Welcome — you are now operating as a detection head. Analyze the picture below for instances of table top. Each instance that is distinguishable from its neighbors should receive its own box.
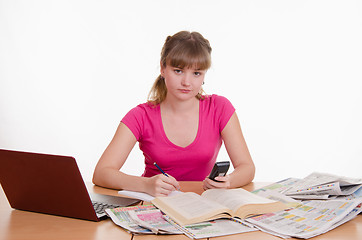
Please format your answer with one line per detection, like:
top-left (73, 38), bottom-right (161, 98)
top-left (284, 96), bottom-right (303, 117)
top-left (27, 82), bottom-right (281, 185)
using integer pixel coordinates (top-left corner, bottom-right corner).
top-left (0, 181), bottom-right (361, 240)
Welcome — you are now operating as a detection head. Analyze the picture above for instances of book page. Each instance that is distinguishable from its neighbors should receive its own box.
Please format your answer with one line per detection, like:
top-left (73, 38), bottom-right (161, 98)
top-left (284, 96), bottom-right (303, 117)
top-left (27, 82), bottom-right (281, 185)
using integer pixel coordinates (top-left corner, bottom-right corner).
top-left (201, 188), bottom-right (276, 213)
top-left (153, 192), bottom-right (228, 219)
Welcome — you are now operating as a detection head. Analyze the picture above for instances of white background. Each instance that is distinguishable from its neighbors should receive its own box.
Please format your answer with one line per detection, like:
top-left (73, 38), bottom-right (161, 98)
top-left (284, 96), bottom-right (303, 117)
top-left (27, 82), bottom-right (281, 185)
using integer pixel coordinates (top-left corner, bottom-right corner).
top-left (1, 0), bottom-right (361, 183)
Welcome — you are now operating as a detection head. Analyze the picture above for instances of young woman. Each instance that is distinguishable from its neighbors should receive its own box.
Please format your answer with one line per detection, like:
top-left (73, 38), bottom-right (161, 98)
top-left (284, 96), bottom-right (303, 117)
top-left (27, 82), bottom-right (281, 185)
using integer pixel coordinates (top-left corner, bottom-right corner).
top-left (92, 31), bottom-right (255, 197)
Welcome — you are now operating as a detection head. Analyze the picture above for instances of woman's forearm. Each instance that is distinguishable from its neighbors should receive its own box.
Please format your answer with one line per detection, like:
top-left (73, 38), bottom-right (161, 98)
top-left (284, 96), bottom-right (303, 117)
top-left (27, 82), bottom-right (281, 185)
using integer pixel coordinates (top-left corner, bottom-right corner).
top-left (92, 167), bottom-right (148, 192)
top-left (229, 162), bottom-right (255, 188)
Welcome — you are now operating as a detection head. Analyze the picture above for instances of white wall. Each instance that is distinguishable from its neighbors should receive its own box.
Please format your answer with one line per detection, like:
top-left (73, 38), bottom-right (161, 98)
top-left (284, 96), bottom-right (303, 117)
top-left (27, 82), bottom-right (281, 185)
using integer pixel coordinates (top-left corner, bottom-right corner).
top-left (1, 0), bottom-right (361, 183)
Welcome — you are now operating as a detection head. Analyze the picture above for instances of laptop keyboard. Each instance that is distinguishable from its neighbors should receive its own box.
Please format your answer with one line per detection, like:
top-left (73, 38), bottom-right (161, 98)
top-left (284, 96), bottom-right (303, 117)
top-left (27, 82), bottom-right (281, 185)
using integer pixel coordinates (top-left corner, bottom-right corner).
top-left (92, 201), bottom-right (120, 217)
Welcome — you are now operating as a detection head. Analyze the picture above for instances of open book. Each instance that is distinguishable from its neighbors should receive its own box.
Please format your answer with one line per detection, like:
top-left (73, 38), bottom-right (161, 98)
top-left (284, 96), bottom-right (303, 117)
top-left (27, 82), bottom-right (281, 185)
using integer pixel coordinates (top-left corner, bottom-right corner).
top-left (151, 188), bottom-right (288, 226)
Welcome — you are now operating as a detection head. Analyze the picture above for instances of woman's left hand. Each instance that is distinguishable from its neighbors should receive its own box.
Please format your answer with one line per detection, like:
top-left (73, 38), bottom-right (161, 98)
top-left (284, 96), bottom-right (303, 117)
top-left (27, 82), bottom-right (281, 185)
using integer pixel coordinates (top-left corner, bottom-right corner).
top-left (202, 175), bottom-right (231, 190)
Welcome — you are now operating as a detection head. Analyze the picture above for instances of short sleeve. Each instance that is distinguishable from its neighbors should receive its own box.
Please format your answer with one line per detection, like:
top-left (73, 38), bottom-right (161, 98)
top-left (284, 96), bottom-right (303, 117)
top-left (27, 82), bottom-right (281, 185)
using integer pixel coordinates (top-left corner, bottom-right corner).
top-left (212, 95), bottom-right (236, 132)
top-left (121, 105), bottom-right (145, 141)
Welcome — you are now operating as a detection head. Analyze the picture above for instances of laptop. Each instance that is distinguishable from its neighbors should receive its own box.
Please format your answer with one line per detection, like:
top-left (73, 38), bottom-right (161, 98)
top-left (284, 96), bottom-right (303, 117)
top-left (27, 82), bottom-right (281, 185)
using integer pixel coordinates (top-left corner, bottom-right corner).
top-left (0, 149), bottom-right (141, 221)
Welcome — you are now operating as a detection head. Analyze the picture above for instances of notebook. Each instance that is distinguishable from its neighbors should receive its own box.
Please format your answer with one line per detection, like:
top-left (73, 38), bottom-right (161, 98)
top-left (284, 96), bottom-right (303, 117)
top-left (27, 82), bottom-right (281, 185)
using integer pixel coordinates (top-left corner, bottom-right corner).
top-left (0, 149), bottom-right (141, 221)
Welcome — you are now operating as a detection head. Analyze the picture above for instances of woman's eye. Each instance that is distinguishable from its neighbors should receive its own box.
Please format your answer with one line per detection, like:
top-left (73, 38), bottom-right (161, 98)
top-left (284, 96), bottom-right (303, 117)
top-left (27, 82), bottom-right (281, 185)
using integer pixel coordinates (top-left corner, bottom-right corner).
top-left (174, 69), bottom-right (182, 74)
top-left (194, 72), bottom-right (202, 76)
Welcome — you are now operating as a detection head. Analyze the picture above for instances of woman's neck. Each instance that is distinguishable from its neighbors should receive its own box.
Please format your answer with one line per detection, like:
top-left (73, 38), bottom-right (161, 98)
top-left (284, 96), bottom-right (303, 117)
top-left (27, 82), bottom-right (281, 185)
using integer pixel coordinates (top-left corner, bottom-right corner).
top-left (161, 96), bottom-right (199, 115)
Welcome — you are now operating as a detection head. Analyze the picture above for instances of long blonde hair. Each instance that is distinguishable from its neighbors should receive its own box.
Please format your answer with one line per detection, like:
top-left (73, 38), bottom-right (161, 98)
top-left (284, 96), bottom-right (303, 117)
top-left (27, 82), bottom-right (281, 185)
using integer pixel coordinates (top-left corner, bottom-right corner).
top-left (148, 31), bottom-right (212, 105)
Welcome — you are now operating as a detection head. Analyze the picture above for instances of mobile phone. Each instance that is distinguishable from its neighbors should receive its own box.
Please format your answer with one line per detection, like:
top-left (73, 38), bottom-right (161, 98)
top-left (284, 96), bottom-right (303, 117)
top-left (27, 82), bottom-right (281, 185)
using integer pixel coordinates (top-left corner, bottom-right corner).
top-left (208, 161), bottom-right (230, 182)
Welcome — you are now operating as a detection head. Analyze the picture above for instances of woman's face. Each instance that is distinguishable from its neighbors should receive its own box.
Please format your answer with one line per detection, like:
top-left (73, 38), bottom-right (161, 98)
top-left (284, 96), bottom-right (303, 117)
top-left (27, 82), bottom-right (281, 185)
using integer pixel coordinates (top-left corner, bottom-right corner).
top-left (161, 64), bottom-right (206, 102)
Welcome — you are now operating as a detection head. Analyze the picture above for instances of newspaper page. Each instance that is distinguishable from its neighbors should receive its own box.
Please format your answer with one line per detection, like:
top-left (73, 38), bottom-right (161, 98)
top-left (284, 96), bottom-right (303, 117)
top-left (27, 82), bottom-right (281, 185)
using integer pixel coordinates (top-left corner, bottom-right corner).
top-left (128, 208), bottom-right (183, 234)
top-left (286, 181), bottom-right (362, 197)
top-left (252, 178), bottom-right (302, 207)
top-left (252, 178), bottom-right (301, 194)
top-left (164, 215), bottom-right (256, 239)
top-left (255, 189), bottom-right (301, 208)
top-left (286, 181), bottom-right (343, 196)
top-left (340, 184), bottom-right (362, 195)
top-left (106, 205), bottom-right (181, 235)
top-left (286, 194), bottom-right (331, 200)
top-left (245, 198), bottom-right (362, 239)
top-left (335, 186), bottom-right (362, 200)
top-left (283, 172), bottom-right (362, 195)
top-left (105, 205), bottom-right (157, 234)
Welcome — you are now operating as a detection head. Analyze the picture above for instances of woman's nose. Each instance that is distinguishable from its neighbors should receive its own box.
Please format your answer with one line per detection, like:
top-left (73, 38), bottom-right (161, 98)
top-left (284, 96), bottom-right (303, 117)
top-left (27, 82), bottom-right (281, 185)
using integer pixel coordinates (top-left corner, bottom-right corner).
top-left (181, 74), bottom-right (191, 86)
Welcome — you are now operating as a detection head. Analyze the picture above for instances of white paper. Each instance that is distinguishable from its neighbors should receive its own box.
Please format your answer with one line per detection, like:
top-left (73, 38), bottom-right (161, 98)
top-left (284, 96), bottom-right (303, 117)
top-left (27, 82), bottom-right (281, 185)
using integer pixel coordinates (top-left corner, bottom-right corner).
top-left (118, 190), bottom-right (182, 202)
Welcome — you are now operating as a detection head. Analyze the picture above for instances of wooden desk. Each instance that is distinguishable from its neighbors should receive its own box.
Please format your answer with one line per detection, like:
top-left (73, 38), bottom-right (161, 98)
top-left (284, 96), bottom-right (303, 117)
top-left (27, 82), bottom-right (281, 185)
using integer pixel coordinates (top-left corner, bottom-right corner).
top-left (0, 182), bottom-right (361, 240)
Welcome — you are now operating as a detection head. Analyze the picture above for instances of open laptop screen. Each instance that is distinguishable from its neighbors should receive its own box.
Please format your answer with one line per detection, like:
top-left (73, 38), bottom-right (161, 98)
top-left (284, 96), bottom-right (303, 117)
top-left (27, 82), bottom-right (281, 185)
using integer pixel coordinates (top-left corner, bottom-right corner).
top-left (0, 149), bottom-right (140, 221)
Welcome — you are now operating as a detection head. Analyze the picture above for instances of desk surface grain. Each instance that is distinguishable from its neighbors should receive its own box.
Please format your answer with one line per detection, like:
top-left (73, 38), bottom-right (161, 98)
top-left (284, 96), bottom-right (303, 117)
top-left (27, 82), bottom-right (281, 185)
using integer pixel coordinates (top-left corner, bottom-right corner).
top-left (0, 182), bottom-right (361, 240)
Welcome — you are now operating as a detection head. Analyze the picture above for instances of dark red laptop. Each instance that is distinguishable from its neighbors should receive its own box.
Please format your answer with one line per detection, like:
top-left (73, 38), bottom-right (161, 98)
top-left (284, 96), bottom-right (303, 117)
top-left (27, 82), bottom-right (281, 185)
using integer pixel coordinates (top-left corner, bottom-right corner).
top-left (0, 149), bottom-right (140, 221)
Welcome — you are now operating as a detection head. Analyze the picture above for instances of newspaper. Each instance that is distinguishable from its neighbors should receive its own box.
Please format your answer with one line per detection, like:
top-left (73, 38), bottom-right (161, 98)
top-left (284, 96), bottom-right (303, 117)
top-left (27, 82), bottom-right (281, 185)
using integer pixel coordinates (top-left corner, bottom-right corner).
top-left (128, 207), bottom-right (183, 234)
top-left (105, 205), bottom-right (182, 235)
top-left (108, 174), bottom-right (361, 239)
top-left (164, 215), bottom-right (257, 239)
top-left (283, 172), bottom-right (362, 197)
top-left (252, 178), bottom-right (302, 194)
top-left (335, 186), bottom-right (362, 200)
top-left (245, 198), bottom-right (362, 239)
top-left (106, 204), bottom-right (256, 238)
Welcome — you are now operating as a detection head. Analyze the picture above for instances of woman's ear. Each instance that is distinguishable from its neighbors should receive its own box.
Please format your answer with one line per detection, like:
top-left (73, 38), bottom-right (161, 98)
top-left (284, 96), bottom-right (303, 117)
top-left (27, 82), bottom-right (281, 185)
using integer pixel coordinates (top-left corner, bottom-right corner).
top-left (160, 61), bottom-right (165, 76)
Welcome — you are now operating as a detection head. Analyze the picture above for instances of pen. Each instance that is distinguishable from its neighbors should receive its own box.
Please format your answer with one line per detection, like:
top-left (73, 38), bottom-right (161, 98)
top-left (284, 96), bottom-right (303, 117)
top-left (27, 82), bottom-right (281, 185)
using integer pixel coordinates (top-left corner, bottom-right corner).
top-left (154, 162), bottom-right (169, 177)
top-left (154, 162), bottom-right (181, 191)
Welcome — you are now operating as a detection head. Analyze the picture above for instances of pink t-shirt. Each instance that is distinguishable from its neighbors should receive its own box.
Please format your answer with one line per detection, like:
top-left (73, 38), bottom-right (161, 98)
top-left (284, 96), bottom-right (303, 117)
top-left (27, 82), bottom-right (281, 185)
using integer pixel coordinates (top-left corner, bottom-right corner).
top-left (121, 94), bottom-right (235, 181)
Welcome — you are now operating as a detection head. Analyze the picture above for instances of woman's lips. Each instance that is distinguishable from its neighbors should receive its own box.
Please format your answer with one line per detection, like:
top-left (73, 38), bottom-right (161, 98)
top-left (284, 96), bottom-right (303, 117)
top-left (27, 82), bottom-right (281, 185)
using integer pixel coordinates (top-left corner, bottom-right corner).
top-left (179, 89), bottom-right (191, 93)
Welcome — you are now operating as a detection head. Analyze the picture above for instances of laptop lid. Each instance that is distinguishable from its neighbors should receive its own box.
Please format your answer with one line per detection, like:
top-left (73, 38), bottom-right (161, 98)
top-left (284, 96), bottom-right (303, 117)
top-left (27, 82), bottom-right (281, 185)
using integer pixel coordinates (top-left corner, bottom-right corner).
top-left (0, 149), bottom-right (140, 221)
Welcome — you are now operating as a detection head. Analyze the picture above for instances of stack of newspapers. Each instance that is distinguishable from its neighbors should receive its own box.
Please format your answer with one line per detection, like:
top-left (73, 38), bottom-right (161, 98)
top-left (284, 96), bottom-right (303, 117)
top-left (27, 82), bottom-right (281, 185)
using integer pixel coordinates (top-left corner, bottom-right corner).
top-left (248, 173), bottom-right (362, 239)
top-left (105, 204), bottom-right (257, 238)
top-left (283, 172), bottom-right (362, 200)
top-left (105, 205), bottom-right (183, 235)
top-left (105, 172), bottom-right (361, 239)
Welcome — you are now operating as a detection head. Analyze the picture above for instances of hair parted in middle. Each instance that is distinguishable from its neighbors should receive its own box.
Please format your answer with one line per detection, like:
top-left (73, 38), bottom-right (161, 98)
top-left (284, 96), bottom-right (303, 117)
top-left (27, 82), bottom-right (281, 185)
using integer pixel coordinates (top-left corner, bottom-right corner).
top-left (148, 31), bottom-right (212, 105)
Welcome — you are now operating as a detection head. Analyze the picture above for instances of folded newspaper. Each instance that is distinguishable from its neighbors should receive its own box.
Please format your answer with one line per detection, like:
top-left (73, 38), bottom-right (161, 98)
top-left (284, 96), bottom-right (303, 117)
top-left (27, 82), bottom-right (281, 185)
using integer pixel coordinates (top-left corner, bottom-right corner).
top-left (164, 215), bottom-right (257, 239)
top-left (282, 172), bottom-right (362, 200)
top-left (249, 174), bottom-right (362, 239)
top-left (105, 205), bottom-right (183, 235)
top-left (106, 173), bottom-right (361, 239)
top-left (245, 198), bottom-right (362, 239)
top-left (105, 204), bottom-right (257, 238)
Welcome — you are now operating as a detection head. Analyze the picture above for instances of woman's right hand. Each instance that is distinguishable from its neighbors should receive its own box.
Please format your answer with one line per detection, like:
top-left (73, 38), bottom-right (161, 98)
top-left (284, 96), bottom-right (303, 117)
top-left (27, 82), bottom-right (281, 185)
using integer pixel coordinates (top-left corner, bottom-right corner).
top-left (145, 174), bottom-right (180, 197)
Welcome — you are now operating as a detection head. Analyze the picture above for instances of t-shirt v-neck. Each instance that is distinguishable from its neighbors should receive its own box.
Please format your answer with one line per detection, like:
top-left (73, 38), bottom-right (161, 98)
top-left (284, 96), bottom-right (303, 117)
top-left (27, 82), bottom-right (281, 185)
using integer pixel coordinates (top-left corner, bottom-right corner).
top-left (121, 94), bottom-right (235, 181)
top-left (158, 101), bottom-right (201, 150)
